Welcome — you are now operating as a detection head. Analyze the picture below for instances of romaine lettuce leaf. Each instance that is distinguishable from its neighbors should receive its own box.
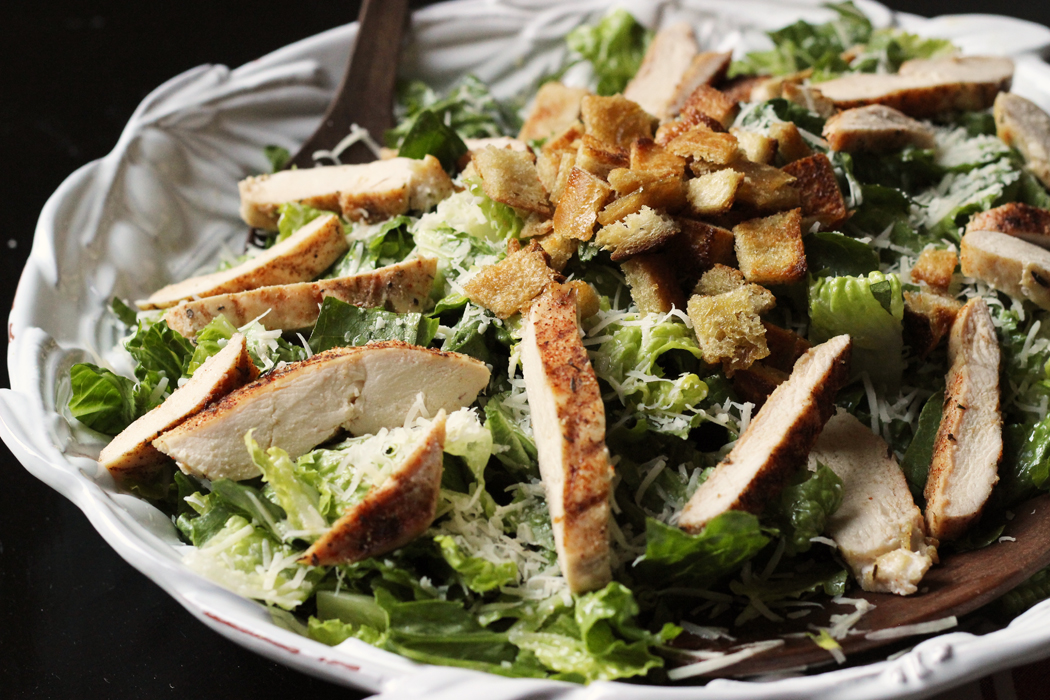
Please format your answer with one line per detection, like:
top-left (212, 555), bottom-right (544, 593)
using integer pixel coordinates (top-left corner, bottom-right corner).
top-left (398, 109), bottom-right (468, 173)
top-left (435, 535), bottom-right (518, 593)
top-left (899, 390), bottom-right (943, 502)
top-left (565, 8), bottom-right (651, 96)
top-left (768, 462), bottom-right (843, 555)
top-left (809, 271), bottom-right (904, 389)
top-left (67, 363), bottom-right (143, 436)
top-left (804, 231), bottom-right (880, 278)
top-left (388, 75), bottom-right (519, 148)
top-left (637, 512), bottom-right (770, 589)
top-left (308, 298), bottom-right (437, 353)
top-left (246, 432), bottom-right (328, 540)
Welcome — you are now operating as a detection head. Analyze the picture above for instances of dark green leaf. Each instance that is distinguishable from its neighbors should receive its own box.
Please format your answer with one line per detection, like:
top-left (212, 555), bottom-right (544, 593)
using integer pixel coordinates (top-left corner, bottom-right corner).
top-left (900, 390), bottom-right (943, 502)
top-left (124, 318), bottom-right (194, 385)
top-left (210, 478), bottom-right (287, 540)
top-left (804, 231), bottom-right (880, 277)
top-left (435, 535), bottom-right (517, 593)
top-left (769, 463), bottom-right (843, 555)
top-left (264, 145), bottom-right (291, 172)
top-left (398, 109), bottom-right (468, 173)
top-left (308, 298), bottom-right (433, 353)
top-left (638, 512), bottom-right (770, 588)
top-left (111, 297), bottom-right (138, 326)
top-left (67, 363), bottom-right (138, 436)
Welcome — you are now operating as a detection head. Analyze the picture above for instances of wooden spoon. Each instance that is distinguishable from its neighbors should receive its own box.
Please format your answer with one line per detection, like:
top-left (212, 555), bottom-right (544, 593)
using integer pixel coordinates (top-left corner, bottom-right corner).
top-left (670, 493), bottom-right (1050, 678)
top-left (284, 0), bottom-right (410, 169)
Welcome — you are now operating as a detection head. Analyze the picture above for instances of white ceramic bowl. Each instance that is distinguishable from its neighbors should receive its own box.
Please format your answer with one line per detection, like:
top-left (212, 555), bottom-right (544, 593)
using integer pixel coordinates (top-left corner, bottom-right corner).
top-left (7, 1), bottom-right (1050, 698)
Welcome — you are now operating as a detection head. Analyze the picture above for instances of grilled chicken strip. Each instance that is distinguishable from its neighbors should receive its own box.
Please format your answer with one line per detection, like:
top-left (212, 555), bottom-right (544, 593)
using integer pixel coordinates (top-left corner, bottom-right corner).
top-left (153, 341), bottom-right (489, 481)
top-left (140, 214), bottom-right (348, 310)
top-left (810, 410), bottom-right (937, 596)
top-left (164, 258), bottom-right (437, 338)
top-left (967, 203), bottom-right (1050, 248)
top-left (668, 52), bottom-right (733, 117)
top-left (960, 229), bottom-right (1050, 311)
top-left (925, 298), bottom-right (1002, 541)
top-left (300, 413), bottom-right (446, 566)
top-left (994, 92), bottom-right (1050, 189)
top-left (822, 105), bottom-right (935, 154)
top-left (521, 284), bottom-right (614, 594)
top-left (623, 23), bottom-right (698, 121)
top-left (239, 156), bottom-right (453, 229)
top-left (817, 56), bottom-right (1013, 119)
top-left (99, 333), bottom-right (258, 479)
top-left (678, 334), bottom-right (852, 533)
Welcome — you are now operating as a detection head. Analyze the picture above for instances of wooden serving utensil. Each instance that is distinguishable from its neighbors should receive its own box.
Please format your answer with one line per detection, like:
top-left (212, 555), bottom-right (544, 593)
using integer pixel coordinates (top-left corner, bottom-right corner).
top-left (284, 0), bottom-right (410, 169)
top-left (669, 493), bottom-right (1050, 678)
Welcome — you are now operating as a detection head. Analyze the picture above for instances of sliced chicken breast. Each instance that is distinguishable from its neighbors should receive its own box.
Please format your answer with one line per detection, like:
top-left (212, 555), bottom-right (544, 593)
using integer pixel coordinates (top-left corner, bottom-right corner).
top-left (300, 413), bottom-right (446, 566)
top-left (99, 333), bottom-right (258, 479)
top-left (967, 203), bottom-right (1050, 248)
top-left (961, 229), bottom-right (1050, 311)
top-left (822, 105), bottom-right (935, 153)
top-left (810, 410), bottom-right (937, 596)
top-left (139, 214), bottom-right (348, 310)
top-left (924, 298), bottom-right (1002, 541)
top-left (817, 56), bottom-right (1013, 119)
top-left (153, 341), bottom-right (489, 481)
top-left (623, 23), bottom-right (698, 121)
top-left (521, 284), bottom-right (613, 594)
top-left (994, 92), bottom-right (1050, 188)
top-left (669, 52), bottom-right (733, 117)
top-left (164, 258), bottom-right (437, 338)
top-left (678, 335), bottom-right (852, 533)
top-left (239, 156), bottom-right (454, 229)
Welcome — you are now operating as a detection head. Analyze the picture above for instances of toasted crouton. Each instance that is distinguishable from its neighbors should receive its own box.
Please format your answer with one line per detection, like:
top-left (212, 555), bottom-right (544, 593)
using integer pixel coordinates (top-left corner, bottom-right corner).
top-left (667, 127), bottom-right (740, 165)
top-left (536, 230), bottom-right (577, 271)
top-left (597, 178), bottom-right (687, 226)
top-left (607, 168), bottom-right (666, 196)
top-left (581, 95), bottom-right (657, 148)
top-left (567, 280), bottom-right (601, 319)
top-left (733, 362), bottom-right (790, 407)
top-left (688, 280), bottom-right (775, 373)
top-left (768, 122), bottom-right (813, 163)
top-left (547, 152), bottom-right (579, 204)
top-left (463, 242), bottom-right (557, 318)
top-left (575, 135), bottom-right (630, 179)
top-left (473, 146), bottom-right (551, 216)
top-left (694, 263), bottom-right (745, 296)
top-left (595, 206), bottom-right (679, 261)
top-left (680, 85), bottom-right (740, 128)
top-left (519, 82), bottom-right (590, 142)
top-left (630, 138), bottom-right (687, 178)
top-left (903, 290), bottom-right (962, 359)
top-left (621, 254), bottom-right (687, 313)
top-left (762, 322), bottom-right (811, 373)
top-left (781, 83), bottom-right (837, 119)
top-left (731, 128), bottom-right (777, 164)
top-left (654, 111), bottom-right (727, 146)
top-left (734, 209), bottom-right (807, 285)
top-left (521, 213), bottom-right (554, 239)
top-left (553, 167), bottom-right (613, 242)
top-left (687, 169), bottom-right (744, 216)
top-left (911, 247), bottom-right (958, 293)
top-left (781, 153), bottom-right (848, 231)
top-left (664, 220), bottom-right (736, 289)
top-left (729, 160), bottom-right (801, 212)
top-left (967, 202), bottom-right (1050, 248)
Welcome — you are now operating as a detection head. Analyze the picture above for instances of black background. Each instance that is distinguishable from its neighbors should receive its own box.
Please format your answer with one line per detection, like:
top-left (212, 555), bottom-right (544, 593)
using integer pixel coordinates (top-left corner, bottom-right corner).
top-left (4, 2), bottom-right (1050, 698)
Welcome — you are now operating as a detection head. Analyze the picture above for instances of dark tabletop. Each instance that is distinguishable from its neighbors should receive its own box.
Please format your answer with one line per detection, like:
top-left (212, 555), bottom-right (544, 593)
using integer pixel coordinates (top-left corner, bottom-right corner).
top-left (4, 2), bottom-right (1050, 699)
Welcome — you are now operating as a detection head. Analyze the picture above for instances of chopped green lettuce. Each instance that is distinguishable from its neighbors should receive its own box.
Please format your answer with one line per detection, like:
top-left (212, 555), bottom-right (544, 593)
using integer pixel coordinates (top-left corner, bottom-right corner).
top-left (769, 463), bottom-right (843, 555)
top-left (900, 390), bottom-right (943, 502)
top-left (246, 432), bottom-right (328, 540)
top-left (436, 535), bottom-right (518, 593)
top-left (388, 75), bottom-right (519, 148)
top-left (804, 231), bottom-right (880, 278)
top-left (809, 271), bottom-right (904, 389)
top-left (308, 298), bottom-right (437, 353)
top-left (397, 109), bottom-right (468, 173)
top-left (565, 8), bottom-right (651, 96)
top-left (67, 363), bottom-right (147, 436)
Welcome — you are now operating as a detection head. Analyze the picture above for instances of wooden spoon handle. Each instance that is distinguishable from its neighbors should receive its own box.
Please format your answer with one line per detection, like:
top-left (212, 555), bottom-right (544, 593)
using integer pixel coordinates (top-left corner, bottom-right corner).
top-left (286, 0), bottom-right (410, 169)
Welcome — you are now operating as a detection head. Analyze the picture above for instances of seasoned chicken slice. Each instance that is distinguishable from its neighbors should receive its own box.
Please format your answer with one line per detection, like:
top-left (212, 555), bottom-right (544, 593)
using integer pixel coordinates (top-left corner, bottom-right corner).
top-left (164, 258), bottom-right (437, 338)
top-left (623, 23), bottom-right (698, 121)
top-left (817, 56), bottom-right (1013, 119)
top-left (99, 333), bottom-right (258, 479)
top-left (521, 284), bottom-right (613, 594)
top-left (960, 229), bottom-right (1050, 311)
top-left (139, 214), bottom-right (348, 310)
top-left (967, 203), bottom-right (1050, 248)
top-left (669, 52), bottom-right (733, 117)
top-left (678, 335), bottom-right (852, 533)
top-left (810, 410), bottom-right (937, 596)
top-left (238, 156), bottom-right (453, 229)
top-left (822, 105), bottom-right (935, 153)
top-left (925, 298), bottom-right (1002, 541)
top-left (153, 341), bottom-right (489, 481)
top-left (300, 413), bottom-right (446, 566)
top-left (994, 92), bottom-right (1050, 188)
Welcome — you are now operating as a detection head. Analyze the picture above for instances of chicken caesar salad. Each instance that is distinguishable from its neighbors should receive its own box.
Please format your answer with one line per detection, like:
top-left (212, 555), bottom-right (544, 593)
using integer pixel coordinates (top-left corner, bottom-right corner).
top-left (63, 2), bottom-right (1050, 683)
